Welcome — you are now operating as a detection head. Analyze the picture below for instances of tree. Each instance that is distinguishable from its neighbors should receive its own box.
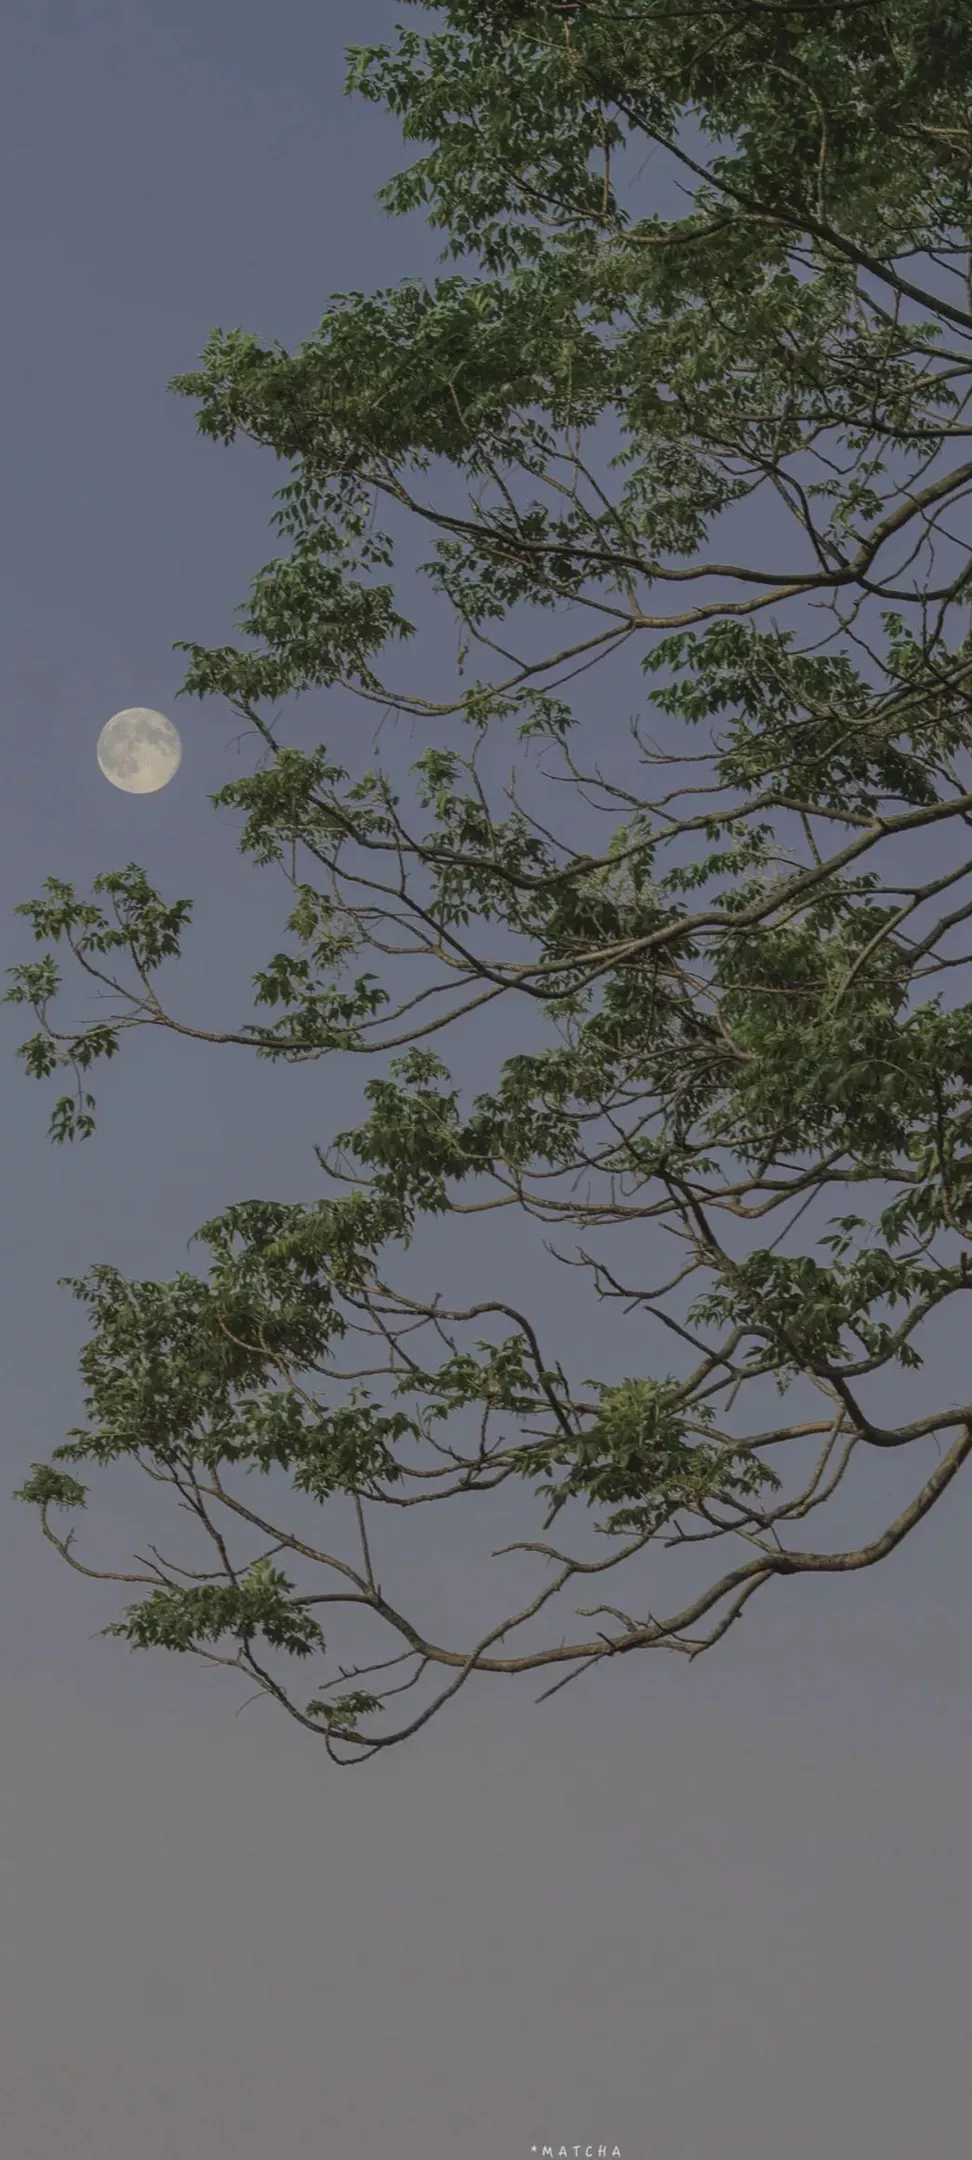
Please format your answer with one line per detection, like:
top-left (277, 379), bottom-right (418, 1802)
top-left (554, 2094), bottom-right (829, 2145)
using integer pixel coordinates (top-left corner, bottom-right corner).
top-left (10, 0), bottom-right (972, 1764)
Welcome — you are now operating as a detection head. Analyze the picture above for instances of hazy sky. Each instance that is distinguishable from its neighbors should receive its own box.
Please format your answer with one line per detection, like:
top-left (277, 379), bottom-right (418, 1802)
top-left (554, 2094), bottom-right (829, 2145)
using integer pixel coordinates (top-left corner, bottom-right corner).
top-left (3, 4), bottom-right (972, 2156)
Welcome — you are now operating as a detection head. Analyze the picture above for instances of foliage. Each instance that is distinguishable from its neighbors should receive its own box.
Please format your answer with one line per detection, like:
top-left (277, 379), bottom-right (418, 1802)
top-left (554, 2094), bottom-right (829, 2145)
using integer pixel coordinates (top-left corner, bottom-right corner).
top-left (10, 0), bottom-right (972, 1762)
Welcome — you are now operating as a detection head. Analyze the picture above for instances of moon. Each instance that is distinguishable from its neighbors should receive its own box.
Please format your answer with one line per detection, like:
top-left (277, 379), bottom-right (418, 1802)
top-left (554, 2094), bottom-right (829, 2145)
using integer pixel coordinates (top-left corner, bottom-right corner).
top-left (97, 708), bottom-right (182, 794)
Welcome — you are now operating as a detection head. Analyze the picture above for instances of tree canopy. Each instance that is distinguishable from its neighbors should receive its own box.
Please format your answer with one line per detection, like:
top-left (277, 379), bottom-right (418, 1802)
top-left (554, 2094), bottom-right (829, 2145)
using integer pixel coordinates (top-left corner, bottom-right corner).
top-left (10, 0), bottom-right (972, 1763)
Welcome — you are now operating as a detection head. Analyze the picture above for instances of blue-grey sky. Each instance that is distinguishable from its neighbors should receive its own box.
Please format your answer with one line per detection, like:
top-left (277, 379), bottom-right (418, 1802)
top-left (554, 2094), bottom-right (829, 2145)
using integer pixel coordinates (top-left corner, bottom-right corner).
top-left (3, 4), bottom-right (972, 2156)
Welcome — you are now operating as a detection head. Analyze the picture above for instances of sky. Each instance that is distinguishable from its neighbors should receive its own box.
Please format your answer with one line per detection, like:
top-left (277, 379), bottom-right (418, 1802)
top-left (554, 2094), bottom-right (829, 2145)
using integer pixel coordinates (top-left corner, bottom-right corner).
top-left (2, 3), bottom-right (972, 2156)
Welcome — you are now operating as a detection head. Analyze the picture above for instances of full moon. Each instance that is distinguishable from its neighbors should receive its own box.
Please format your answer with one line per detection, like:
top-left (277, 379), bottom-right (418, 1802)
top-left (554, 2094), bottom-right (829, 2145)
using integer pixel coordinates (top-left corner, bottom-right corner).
top-left (97, 707), bottom-right (182, 794)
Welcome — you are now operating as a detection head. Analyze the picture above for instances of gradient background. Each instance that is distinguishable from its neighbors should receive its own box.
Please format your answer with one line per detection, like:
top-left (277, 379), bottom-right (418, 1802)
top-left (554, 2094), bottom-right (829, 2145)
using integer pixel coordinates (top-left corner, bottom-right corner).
top-left (2, 3), bottom-right (971, 2155)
